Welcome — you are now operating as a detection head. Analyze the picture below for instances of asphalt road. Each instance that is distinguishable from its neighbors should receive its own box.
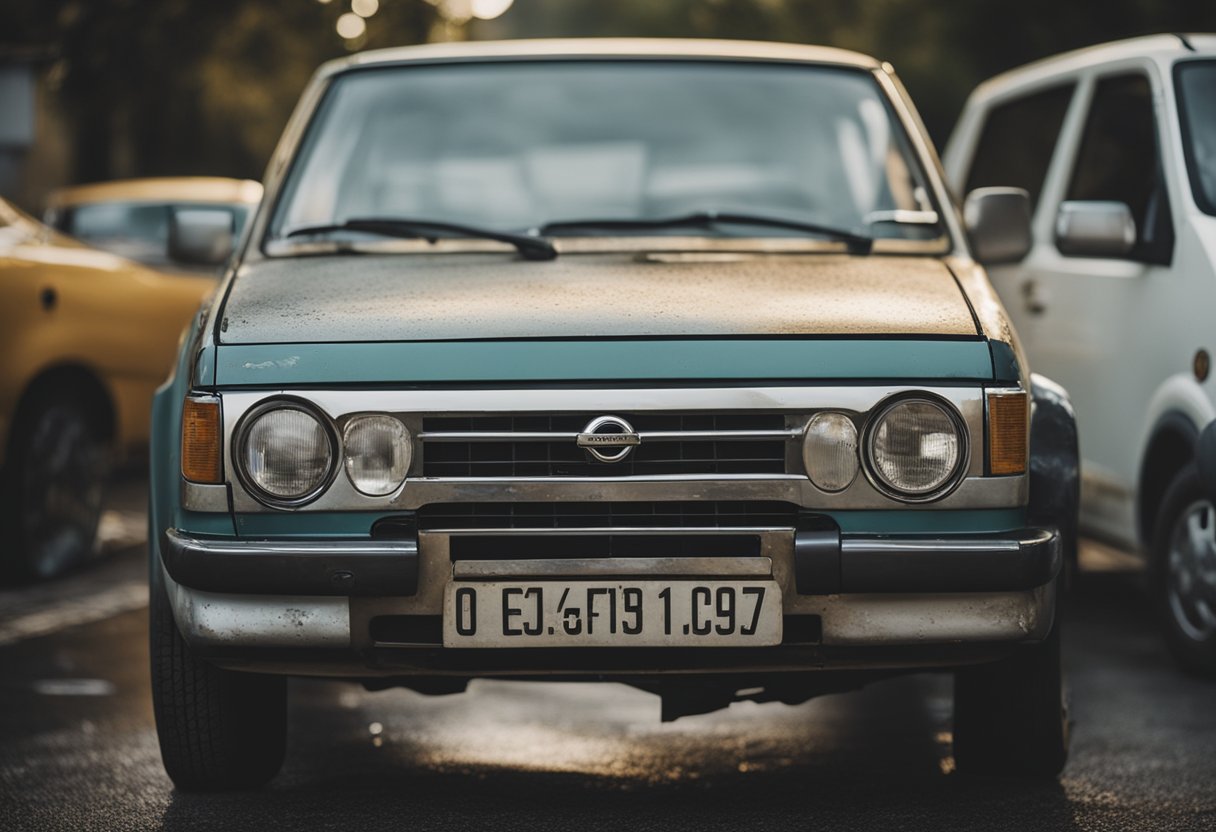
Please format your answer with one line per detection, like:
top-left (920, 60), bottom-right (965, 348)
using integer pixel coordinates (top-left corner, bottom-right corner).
top-left (1, 488), bottom-right (1213, 830)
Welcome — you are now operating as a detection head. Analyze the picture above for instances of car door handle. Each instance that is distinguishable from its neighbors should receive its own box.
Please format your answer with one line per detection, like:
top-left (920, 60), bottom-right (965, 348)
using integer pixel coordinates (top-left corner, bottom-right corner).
top-left (1021, 279), bottom-right (1046, 316)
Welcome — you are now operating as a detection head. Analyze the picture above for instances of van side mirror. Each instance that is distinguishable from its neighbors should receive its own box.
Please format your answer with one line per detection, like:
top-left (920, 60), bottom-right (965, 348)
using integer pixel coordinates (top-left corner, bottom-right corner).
top-left (1055, 200), bottom-right (1136, 258)
top-left (964, 187), bottom-right (1033, 265)
top-left (168, 208), bottom-right (235, 266)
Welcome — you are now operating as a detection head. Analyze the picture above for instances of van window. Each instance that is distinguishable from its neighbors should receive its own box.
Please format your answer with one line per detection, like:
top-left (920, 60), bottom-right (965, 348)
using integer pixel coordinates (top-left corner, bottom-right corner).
top-left (1175, 60), bottom-right (1216, 216)
top-left (1065, 73), bottom-right (1172, 263)
top-left (963, 84), bottom-right (1074, 212)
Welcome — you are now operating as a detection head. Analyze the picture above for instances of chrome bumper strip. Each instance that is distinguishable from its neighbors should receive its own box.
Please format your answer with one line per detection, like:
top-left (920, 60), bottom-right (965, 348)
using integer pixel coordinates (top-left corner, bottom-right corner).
top-left (452, 556), bottom-right (773, 579)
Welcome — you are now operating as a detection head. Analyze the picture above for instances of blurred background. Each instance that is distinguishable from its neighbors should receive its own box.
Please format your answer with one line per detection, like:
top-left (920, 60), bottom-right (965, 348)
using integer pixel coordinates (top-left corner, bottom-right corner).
top-left (4, 0), bottom-right (1216, 212)
top-left (3, 5), bottom-right (1216, 828)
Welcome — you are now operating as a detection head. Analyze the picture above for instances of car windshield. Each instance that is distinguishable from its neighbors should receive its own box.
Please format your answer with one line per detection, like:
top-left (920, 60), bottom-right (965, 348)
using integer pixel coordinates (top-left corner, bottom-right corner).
top-left (62, 201), bottom-right (251, 271)
top-left (1176, 60), bottom-right (1216, 216)
top-left (268, 60), bottom-right (945, 251)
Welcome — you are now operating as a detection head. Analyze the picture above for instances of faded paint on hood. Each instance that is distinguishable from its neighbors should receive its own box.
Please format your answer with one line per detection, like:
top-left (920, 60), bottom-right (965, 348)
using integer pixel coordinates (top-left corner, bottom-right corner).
top-left (219, 253), bottom-right (979, 344)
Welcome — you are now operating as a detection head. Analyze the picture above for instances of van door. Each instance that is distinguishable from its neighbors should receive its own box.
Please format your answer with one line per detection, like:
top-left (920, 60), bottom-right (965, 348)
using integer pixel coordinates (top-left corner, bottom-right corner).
top-left (1005, 69), bottom-right (1175, 545)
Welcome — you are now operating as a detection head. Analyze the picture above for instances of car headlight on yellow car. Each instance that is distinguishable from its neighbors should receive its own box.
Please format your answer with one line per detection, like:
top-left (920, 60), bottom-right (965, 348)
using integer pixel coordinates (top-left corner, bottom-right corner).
top-left (237, 400), bottom-right (337, 506)
top-left (864, 397), bottom-right (967, 501)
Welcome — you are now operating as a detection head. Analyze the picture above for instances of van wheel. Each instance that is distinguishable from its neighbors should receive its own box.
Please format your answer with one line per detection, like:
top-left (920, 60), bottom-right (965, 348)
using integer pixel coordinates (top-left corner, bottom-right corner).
top-left (150, 563), bottom-right (287, 790)
top-left (0, 387), bottom-right (108, 581)
top-left (952, 618), bottom-right (1069, 778)
top-left (1151, 465), bottom-right (1216, 677)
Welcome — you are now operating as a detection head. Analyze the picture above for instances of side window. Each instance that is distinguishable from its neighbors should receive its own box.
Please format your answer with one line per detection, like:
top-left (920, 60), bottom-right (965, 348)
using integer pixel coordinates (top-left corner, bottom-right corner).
top-left (964, 83), bottom-right (1075, 212)
top-left (1065, 73), bottom-right (1173, 263)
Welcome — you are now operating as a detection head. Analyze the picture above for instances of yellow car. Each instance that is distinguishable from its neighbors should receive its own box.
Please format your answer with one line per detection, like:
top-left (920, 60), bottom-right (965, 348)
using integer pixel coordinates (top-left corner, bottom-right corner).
top-left (0, 197), bottom-right (219, 579)
top-left (45, 177), bottom-right (262, 276)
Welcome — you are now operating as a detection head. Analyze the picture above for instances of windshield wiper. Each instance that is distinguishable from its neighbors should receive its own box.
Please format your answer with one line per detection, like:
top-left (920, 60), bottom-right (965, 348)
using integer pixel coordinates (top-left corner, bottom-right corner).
top-left (539, 210), bottom-right (873, 254)
top-left (284, 217), bottom-right (557, 261)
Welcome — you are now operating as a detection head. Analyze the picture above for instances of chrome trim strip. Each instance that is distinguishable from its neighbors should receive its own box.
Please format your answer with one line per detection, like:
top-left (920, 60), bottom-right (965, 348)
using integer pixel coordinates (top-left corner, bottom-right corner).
top-left (181, 481), bottom-right (229, 513)
top-left (393, 473), bottom-right (1024, 511)
top-left (840, 537), bottom-right (1021, 555)
top-left (426, 526), bottom-right (789, 535)
top-left (168, 535), bottom-right (418, 557)
top-left (419, 429), bottom-right (803, 442)
top-left (452, 556), bottom-right (773, 579)
top-left (641, 430), bottom-right (801, 441)
top-left (417, 473), bottom-right (803, 483)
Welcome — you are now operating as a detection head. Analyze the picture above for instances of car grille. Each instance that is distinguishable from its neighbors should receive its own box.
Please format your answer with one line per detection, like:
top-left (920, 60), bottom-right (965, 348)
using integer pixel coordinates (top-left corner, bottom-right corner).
top-left (419, 413), bottom-right (791, 478)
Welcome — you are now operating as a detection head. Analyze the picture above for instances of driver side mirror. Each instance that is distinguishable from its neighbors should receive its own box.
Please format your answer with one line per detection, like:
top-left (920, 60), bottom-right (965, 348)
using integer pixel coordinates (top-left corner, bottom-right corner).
top-left (964, 187), bottom-right (1033, 265)
top-left (168, 208), bottom-right (235, 267)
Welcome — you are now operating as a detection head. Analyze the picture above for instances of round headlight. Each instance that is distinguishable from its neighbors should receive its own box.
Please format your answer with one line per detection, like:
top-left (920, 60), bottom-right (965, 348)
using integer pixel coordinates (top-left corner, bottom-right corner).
top-left (343, 415), bottom-right (411, 496)
top-left (803, 411), bottom-right (859, 492)
top-left (239, 403), bottom-right (336, 505)
top-left (865, 398), bottom-right (965, 500)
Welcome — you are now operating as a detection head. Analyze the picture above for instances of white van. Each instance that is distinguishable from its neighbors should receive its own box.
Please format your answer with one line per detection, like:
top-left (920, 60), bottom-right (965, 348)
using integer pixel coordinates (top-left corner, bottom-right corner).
top-left (944, 34), bottom-right (1216, 675)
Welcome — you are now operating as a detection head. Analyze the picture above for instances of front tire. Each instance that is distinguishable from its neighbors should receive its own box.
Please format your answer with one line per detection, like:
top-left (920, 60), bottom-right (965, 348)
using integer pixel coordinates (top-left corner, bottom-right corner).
top-left (0, 386), bottom-right (108, 581)
top-left (1151, 465), bottom-right (1216, 678)
top-left (150, 563), bottom-right (287, 790)
top-left (952, 616), bottom-right (1069, 778)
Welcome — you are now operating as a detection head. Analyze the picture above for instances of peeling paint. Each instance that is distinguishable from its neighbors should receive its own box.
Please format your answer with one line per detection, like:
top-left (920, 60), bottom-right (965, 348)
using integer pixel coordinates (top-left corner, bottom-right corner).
top-left (241, 355), bottom-right (300, 370)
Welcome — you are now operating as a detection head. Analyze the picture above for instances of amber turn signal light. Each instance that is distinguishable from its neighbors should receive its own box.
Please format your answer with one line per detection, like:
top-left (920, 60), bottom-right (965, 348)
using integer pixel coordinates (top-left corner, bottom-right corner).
top-left (182, 397), bottom-right (222, 483)
top-left (988, 391), bottom-right (1028, 476)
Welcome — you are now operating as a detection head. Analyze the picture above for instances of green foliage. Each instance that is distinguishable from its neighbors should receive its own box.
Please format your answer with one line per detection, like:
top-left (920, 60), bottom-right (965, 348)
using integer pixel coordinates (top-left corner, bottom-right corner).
top-left (475, 0), bottom-right (1216, 140)
top-left (3, 0), bottom-right (1216, 184)
top-left (1, 0), bottom-right (437, 182)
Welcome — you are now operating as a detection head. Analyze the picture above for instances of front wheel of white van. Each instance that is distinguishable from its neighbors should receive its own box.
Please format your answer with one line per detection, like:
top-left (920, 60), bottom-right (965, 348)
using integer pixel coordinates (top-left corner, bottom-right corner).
top-left (1152, 465), bottom-right (1216, 678)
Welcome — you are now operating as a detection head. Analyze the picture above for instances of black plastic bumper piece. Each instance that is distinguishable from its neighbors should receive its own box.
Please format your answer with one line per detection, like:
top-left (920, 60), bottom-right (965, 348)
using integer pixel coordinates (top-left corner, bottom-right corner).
top-left (162, 530), bottom-right (419, 596)
top-left (794, 527), bottom-right (1060, 595)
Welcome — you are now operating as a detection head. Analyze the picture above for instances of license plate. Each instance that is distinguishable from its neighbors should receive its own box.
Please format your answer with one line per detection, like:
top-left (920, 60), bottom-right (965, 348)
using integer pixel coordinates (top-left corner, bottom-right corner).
top-left (442, 580), bottom-right (782, 648)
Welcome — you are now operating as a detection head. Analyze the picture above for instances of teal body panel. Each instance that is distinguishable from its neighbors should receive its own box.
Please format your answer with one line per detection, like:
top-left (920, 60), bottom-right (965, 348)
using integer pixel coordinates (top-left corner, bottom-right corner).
top-left (214, 338), bottom-right (995, 386)
top-left (230, 508), bottom-right (1026, 539)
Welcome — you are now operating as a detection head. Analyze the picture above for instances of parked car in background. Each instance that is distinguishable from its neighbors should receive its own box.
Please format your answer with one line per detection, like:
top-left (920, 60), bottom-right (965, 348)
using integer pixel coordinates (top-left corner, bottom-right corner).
top-left (944, 34), bottom-right (1216, 675)
top-left (0, 197), bottom-right (215, 580)
top-left (150, 39), bottom-right (1080, 790)
top-left (44, 177), bottom-right (262, 276)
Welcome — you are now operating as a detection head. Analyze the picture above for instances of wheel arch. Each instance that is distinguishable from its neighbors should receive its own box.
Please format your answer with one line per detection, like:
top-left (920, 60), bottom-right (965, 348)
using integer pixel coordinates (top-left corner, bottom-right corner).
top-left (1138, 411), bottom-right (1200, 548)
top-left (1028, 374), bottom-right (1080, 573)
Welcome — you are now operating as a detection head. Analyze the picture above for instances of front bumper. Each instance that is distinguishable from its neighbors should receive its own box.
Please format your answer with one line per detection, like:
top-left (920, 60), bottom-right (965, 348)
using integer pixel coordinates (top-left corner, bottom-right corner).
top-left (161, 526), bottom-right (1060, 675)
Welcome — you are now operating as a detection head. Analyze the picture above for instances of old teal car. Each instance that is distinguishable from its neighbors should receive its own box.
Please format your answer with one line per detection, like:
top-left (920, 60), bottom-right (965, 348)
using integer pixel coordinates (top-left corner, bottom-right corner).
top-left (148, 39), bottom-right (1079, 790)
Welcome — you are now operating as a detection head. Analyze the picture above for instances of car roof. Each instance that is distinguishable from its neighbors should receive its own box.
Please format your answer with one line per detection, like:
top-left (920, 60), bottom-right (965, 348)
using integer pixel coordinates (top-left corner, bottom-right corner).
top-left (47, 177), bottom-right (263, 209)
top-left (972, 33), bottom-right (1216, 100)
top-left (320, 38), bottom-right (883, 78)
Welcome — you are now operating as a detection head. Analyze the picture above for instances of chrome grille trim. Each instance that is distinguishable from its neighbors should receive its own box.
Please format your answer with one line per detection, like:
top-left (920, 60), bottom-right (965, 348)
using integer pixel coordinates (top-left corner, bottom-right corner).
top-left (419, 429), bottom-right (803, 442)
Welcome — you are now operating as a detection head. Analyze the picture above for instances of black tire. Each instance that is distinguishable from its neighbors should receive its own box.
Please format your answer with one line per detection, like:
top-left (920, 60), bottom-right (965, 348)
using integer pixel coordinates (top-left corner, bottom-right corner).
top-left (952, 617), bottom-right (1069, 779)
top-left (1150, 465), bottom-right (1216, 678)
top-left (0, 385), bottom-right (109, 581)
top-left (150, 562), bottom-right (287, 790)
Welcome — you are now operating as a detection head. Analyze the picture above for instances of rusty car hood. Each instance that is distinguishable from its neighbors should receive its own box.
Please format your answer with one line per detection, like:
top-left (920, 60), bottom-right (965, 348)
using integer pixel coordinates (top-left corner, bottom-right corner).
top-left (219, 252), bottom-right (979, 344)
